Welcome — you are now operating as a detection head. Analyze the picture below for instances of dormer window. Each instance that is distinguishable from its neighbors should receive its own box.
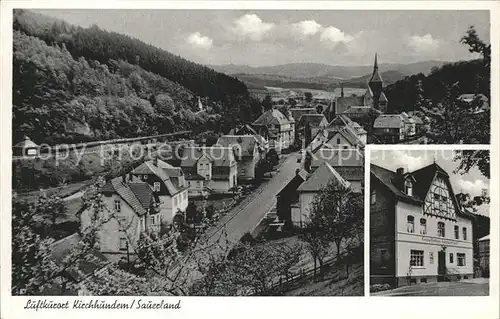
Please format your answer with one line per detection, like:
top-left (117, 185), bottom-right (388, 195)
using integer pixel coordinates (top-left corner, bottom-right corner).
top-left (153, 182), bottom-right (160, 192)
top-left (405, 179), bottom-right (413, 196)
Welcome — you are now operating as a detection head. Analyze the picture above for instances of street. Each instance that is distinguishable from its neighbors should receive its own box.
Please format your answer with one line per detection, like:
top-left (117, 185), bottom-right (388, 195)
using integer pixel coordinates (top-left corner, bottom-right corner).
top-left (372, 278), bottom-right (490, 296)
top-left (203, 151), bottom-right (300, 248)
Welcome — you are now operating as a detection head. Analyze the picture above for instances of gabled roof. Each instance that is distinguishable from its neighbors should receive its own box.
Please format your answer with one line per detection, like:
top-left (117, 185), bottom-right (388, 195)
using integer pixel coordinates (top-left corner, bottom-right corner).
top-left (229, 124), bottom-right (259, 136)
top-left (14, 136), bottom-right (39, 148)
top-left (373, 115), bottom-right (404, 129)
top-left (101, 177), bottom-right (153, 215)
top-left (298, 114), bottom-right (328, 128)
top-left (297, 162), bottom-right (350, 192)
top-left (216, 135), bottom-right (258, 158)
top-left (50, 233), bottom-right (109, 283)
top-left (253, 109), bottom-right (290, 126)
top-left (335, 96), bottom-right (365, 114)
top-left (311, 148), bottom-right (364, 169)
top-left (370, 164), bottom-right (422, 205)
top-left (277, 169), bottom-right (309, 197)
top-left (325, 127), bottom-right (363, 148)
top-left (181, 146), bottom-right (236, 167)
top-left (410, 162), bottom-right (449, 200)
top-left (327, 114), bottom-right (354, 130)
top-left (132, 160), bottom-right (184, 196)
top-left (379, 91), bottom-right (388, 102)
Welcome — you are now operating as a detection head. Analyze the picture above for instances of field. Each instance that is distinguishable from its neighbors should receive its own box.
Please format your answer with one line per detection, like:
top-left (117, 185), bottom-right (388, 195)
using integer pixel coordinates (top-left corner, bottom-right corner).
top-left (252, 86), bottom-right (366, 101)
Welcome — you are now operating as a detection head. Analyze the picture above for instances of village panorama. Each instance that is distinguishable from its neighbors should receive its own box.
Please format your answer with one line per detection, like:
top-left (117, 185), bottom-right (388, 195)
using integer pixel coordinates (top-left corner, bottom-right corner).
top-left (11, 9), bottom-right (490, 296)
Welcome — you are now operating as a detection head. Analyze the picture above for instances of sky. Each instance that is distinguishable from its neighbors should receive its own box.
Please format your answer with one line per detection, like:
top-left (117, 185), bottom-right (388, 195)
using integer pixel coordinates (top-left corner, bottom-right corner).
top-left (371, 150), bottom-right (490, 216)
top-left (33, 9), bottom-right (490, 66)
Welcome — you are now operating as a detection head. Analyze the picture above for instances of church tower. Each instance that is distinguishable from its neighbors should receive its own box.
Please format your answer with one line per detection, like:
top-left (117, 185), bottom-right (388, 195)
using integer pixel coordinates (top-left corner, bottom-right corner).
top-left (368, 53), bottom-right (384, 111)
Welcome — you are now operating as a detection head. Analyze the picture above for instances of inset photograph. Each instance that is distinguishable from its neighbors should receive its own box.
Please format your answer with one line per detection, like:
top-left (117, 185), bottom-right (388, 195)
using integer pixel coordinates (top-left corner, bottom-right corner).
top-left (369, 149), bottom-right (490, 296)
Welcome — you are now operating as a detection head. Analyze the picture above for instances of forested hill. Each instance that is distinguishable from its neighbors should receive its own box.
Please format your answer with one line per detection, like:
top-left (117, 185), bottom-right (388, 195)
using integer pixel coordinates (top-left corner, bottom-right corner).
top-left (385, 59), bottom-right (488, 113)
top-left (13, 10), bottom-right (261, 145)
top-left (14, 9), bottom-right (248, 100)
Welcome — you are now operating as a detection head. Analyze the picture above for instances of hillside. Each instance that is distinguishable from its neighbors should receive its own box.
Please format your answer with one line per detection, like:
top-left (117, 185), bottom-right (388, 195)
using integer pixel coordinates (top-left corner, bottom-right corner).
top-left (12, 10), bottom-right (262, 145)
top-left (209, 60), bottom-right (447, 79)
top-left (233, 70), bottom-right (406, 92)
top-left (385, 59), bottom-right (488, 112)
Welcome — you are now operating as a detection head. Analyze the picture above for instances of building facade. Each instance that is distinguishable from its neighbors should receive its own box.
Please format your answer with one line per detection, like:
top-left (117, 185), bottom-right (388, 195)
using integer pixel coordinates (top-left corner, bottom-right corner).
top-left (252, 109), bottom-right (295, 154)
top-left (370, 163), bottom-right (475, 287)
top-left (181, 146), bottom-right (238, 196)
top-left (217, 135), bottom-right (265, 181)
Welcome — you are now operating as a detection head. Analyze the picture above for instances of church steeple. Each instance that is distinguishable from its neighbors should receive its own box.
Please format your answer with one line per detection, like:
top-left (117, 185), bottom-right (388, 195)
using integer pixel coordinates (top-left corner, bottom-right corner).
top-left (369, 53), bottom-right (383, 85)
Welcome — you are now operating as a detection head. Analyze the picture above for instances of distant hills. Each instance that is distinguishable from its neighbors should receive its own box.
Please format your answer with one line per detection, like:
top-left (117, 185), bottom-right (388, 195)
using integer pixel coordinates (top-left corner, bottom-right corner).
top-left (209, 61), bottom-right (448, 91)
top-left (209, 60), bottom-right (447, 79)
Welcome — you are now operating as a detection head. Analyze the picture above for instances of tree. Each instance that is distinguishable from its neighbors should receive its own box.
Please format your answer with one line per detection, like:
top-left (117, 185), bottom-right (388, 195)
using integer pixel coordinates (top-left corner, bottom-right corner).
top-left (304, 92), bottom-right (313, 103)
top-left (155, 94), bottom-right (175, 116)
top-left (461, 25), bottom-right (490, 98)
top-left (287, 98), bottom-right (297, 107)
top-left (316, 104), bottom-right (324, 114)
top-left (262, 95), bottom-right (273, 111)
top-left (453, 150), bottom-right (490, 179)
top-left (300, 181), bottom-right (363, 276)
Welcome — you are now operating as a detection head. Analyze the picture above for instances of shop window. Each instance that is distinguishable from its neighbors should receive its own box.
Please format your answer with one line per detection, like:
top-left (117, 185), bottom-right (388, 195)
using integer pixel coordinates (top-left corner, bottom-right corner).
top-left (410, 250), bottom-right (424, 267)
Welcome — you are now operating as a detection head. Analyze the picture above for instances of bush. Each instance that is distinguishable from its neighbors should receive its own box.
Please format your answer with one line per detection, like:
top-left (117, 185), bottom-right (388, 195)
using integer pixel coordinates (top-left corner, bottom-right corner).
top-left (369, 284), bottom-right (391, 293)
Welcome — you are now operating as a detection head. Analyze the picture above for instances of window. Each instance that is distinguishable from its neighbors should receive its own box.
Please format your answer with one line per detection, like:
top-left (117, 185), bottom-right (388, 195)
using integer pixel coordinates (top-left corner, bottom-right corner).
top-left (153, 182), bottom-right (160, 192)
top-left (463, 227), bottom-right (467, 240)
top-left (336, 138), bottom-right (341, 144)
top-left (434, 193), bottom-right (440, 200)
top-left (449, 253), bottom-right (454, 263)
top-left (140, 217), bottom-right (145, 231)
top-left (438, 222), bottom-right (445, 237)
top-left (370, 190), bottom-right (376, 205)
top-left (143, 175), bottom-right (148, 180)
top-left (420, 218), bottom-right (427, 234)
top-left (114, 200), bottom-right (121, 212)
top-left (405, 180), bottom-right (413, 196)
top-left (429, 252), bottom-right (434, 264)
top-left (410, 250), bottom-right (424, 267)
top-left (119, 237), bottom-right (127, 251)
top-left (380, 249), bottom-right (389, 269)
top-left (457, 253), bottom-right (466, 266)
top-left (407, 215), bottom-right (415, 233)
top-left (454, 225), bottom-right (459, 239)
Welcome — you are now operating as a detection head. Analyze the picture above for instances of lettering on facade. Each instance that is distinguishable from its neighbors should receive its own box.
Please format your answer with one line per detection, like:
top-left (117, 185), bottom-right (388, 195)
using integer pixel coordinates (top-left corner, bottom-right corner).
top-left (421, 236), bottom-right (458, 246)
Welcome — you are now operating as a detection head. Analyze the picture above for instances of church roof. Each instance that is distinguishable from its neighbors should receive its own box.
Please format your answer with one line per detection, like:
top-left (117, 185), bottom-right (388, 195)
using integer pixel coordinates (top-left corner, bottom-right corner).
top-left (369, 54), bottom-right (384, 84)
top-left (335, 96), bottom-right (365, 114)
top-left (379, 91), bottom-right (388, 102)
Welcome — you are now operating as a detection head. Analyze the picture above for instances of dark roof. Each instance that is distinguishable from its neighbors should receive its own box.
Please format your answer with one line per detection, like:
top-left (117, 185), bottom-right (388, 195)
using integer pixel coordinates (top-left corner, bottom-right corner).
top-left (410, 162), bottom-right (449, 200)
top-left (253, 109), bottom-right (290, 126)
top-left (50, 233), bottom-right (109, 283)
top-left (335, 96), bottom-right (365, 114)
top-left (290, 108), bottom-right (317, 122)
top-left (132, 160), bottom-right (183, 195)
top-left (181, 146), bottom-right (236, 167)
top-left (342, 106), bottom-right (372, 115)
top-left (311, 148), bottom-right (364, 169)
top-left (229, 124), bottom-right (259, 136)
top-left (298, 114), bottom-right (328, 128)
top-left (217, 135), bottom-right (258, 157)
top-left (373, 115), bottom-right (404, 129)
top-left (128, 183), bottom-right (155, 209)
top-left (101, 177), bottom-right (152, 215)
top-left (326, 127), bottom-right (363, 147)
top-left (185, 173), bottom-right (206, 180)
top-left (297, 162), bottom-right (350, 192)
top-left (370, 164), bottom-right (422, 205)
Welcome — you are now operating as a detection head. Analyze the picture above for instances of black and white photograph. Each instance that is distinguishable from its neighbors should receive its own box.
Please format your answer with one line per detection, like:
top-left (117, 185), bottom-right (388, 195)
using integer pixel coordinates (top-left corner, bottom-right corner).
top-left (369, 149), bottom-right (490, 296)
top-left (2, 3), bottom-right (497, 313)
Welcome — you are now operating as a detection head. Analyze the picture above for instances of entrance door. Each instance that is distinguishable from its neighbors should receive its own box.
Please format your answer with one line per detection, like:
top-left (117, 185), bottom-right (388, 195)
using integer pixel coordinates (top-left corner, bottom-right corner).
top-left (438, 251), bottom-right (446, 278)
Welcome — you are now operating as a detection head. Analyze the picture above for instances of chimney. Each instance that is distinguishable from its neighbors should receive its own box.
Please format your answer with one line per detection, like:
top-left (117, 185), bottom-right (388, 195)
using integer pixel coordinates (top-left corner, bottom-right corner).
top-left (295, 168), bottom-right (300, 176)
top-left (128, 172), bottom-right (133, 182)
top-left (122, 174), bottom-right (127, 184)
top-left (393, 167), bottom-right (405, 191)
top-left (153, 156), bottom-right (158, 167)
top-left (341, 83), bottom-right (344, 98)
top-left (304, 153), bottom-right (312, 172)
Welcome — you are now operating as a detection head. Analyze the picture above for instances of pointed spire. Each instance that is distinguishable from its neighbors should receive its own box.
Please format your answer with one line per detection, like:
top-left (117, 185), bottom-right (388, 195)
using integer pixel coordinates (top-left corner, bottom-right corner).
top-left (369, 53), bottom-right (383, 84)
